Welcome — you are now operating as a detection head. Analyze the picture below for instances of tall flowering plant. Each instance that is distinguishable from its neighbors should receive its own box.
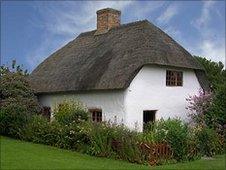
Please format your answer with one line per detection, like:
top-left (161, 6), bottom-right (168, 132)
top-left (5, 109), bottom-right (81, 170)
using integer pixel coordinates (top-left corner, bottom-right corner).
top-left (186, 90), bottom-right (224, 156)
top-left (186, 89), bottom-right (213, 127)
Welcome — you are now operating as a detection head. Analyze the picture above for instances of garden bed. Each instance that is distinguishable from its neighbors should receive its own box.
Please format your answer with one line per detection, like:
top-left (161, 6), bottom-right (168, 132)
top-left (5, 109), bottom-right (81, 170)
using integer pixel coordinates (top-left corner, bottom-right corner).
top-left (1, 136), bottom-right (225, 170)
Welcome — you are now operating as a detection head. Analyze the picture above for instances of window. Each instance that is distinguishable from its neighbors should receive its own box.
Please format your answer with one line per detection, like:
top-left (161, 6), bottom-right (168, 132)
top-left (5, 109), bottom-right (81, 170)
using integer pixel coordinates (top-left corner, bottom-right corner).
top-left (42, 106), bottom-right (51, 121)
top-left (166, 70), bottom-right (183, 86)
top-left (89, 109), bottom-right (102, 122)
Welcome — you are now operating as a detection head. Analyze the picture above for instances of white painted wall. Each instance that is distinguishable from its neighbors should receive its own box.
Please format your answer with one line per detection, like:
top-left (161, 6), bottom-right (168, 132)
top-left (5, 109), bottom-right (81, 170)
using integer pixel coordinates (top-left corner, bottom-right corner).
top-left (124, 65), bottom-right (201, 131)
top-left (38, 65), bottom-right (201, 132)
top-left (38, 90), bottom-right (126, 124)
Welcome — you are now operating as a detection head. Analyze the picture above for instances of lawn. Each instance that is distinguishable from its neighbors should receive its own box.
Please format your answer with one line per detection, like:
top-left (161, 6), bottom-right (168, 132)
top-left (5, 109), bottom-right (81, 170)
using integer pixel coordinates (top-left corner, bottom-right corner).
top-left (1, 136), bottom-right (225, 170)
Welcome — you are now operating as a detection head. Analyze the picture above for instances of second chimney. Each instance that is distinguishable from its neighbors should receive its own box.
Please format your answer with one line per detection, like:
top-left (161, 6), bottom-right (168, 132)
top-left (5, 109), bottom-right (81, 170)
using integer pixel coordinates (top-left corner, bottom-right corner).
top-left (95, 8), bottom-right (121, 35)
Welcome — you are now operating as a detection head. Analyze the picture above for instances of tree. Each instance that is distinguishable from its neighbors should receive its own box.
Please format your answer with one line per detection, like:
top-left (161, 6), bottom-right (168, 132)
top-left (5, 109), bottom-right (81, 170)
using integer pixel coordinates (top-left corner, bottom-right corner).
top-left (195, 56), bottom-right (226, 91)
top-left (189, 56), bottom-right (226, 134)
top-left (0, 60), bottom-right (40, 137)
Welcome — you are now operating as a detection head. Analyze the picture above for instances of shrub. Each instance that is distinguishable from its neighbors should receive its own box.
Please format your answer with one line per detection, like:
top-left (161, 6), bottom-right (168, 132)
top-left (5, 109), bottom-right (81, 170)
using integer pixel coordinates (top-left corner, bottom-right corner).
top-left (207, 84), bottom-right (226, 134)
top-left (114, 128), bottom-right (144, 164)
top-left (188, 57), bottom-right (226, 134)
top-left (0, 101), bottom-right (34, 139)
top-left (84, 121), bottom-right (145, 164)
top-left (186, 89), bottom-right (213, 126)
top-left (143, 121), bottom-right (154, 133)
top-left (85, 122), bottom-right (115, 157)
top-left (59, 121), bottom-right (90, 152)
top-left (23, 115), bottom-right (90, 151)
top-left (194, 126), bottom-right (223, 157)
top-left (53, 100), bottom-right (89, 125)
top-left (23, 115), bottom-right (50, 143)
top-left (145, 119), bottom-right (190, 161)
top-left (0, 61), bottom-right (40, 138)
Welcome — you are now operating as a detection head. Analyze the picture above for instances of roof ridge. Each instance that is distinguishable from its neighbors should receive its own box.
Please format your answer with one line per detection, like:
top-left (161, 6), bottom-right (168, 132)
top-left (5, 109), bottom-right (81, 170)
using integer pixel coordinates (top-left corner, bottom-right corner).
top-left (78, 20), bottom-right (149, 37)
top-left (112, 19), bottom-right (149, 30)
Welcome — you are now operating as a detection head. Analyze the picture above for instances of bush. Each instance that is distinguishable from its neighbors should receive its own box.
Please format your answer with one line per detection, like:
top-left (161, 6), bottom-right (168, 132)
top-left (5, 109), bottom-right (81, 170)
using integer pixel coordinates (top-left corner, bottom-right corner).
top-left (85, 122), bottom-right (115, 157)
top-left (0, 101), bottom-right (33, 138)
top-left (194, 126), bottom-right (223, 157)
top-left (113, 128), bottom-right (144, 164)
top-left (0, 61), bottom-right (40, 138)
top-left (84, 121), bottom-right (145, 164)
top-left (207, 84), bottom-right (226, 133)
top-left (144, 119), bottom-right (190, 161)
top-left (23, 115), bottom-right (50, 143)
top-left (189, 57), bottom-right (226, 134)
top-left (53, 100), bottom-right (89, 125)
top-left (60, 121), bottom-right (90, 152)
top-left (23, 116), bottom-right (145, 164)
top-left (23, 115), bottom-right (90, 151)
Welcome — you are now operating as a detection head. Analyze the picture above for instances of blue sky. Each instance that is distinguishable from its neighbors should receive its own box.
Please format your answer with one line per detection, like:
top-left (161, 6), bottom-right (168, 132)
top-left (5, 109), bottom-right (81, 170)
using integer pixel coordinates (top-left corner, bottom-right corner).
top-left (1, 0), bottom-right (225, 71)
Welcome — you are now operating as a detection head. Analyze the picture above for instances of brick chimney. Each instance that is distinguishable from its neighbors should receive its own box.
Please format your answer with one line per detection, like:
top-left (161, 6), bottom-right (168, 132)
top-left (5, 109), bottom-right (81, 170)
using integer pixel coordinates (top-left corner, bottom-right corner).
top-left (95, 8), bottom-right (121, 35)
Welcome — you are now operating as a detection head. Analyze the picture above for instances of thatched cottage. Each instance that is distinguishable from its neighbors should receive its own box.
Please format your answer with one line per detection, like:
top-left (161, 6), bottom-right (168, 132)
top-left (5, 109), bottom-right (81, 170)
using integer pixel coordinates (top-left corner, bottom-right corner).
top-left (29, 8), bottom-right (209, 131)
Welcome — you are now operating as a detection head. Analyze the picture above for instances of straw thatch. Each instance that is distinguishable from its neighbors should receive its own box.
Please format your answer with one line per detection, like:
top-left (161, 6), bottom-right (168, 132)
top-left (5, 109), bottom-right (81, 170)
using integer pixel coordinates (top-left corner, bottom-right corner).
top-left (29, 20), bottom-right (209, 94)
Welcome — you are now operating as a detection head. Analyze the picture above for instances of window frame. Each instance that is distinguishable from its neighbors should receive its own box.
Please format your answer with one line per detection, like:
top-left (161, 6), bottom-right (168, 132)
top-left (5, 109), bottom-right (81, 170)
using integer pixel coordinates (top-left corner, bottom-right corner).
top-left (89, 108), bottom-right (102, 123)
top-left (166, 70), bottom-right (183, 87)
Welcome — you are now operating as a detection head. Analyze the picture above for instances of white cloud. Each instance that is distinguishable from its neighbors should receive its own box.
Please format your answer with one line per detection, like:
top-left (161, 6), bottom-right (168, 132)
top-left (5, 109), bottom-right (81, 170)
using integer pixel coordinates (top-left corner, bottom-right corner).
top-left (157, 3), bottom-right (179, 24)
top-left (26, 1), bottom-right (135, 70)
top-left (190, 1), bottom-right (225, 65)
top-left (192, 1), bottom-right (215, 30)
top-left (128, 1), bottom-right (165, 20)
top-left (199, 40), bottom-right (225, 63)
top-left (35, 1), bottom-right (135, 37)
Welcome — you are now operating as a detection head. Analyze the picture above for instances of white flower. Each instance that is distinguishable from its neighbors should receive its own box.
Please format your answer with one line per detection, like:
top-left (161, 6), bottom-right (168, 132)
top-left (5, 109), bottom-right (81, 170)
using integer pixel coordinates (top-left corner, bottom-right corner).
top-left (69, 130), bottom-right (75, 134)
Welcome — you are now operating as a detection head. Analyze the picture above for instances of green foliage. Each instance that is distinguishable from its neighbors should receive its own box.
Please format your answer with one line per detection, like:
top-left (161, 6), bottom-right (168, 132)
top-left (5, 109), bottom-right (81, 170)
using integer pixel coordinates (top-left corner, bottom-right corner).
top-left (0, 61), bottom-right (40, 137)
top-left (195, 56), bottom-right (225, 91)
top-left (85, 122), bottom-right (115, 157)
top-left (23, 115), bottom-right (90, 151)
top-left (143, 119), bottom-right (223, 160)
top-left (144, 119), bottom-right (190, 161)
top-left (157, 119), bottom-right (189, 161)
top-left (143, 121), bottom-right (154, 132)
top-left (23, 115), bottom-right (50, 143)
top-left (65, 121), bottom-right (91, 152)
top-left (0, 102), bottom-right (31, 138)
top-left (113, 128), bottom-right (144, 164)
top-left (194, 56), bottom-right (226, 133)
top-left (207, 84), bottom-right (226, 131)
top-left (53, 100), bottom-right (89, 125)
top-left (2, 107), bottom-right (224, 166)
top-left (85, 122), bottom-right (144, 164)
top-left (194, 126), bottom-right (223, 157)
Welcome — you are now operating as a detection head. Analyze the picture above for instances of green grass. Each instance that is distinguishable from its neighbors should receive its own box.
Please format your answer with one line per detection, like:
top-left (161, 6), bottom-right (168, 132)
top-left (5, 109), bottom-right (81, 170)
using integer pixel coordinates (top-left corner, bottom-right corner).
top-left (1, 136), bottom-right (225, 170)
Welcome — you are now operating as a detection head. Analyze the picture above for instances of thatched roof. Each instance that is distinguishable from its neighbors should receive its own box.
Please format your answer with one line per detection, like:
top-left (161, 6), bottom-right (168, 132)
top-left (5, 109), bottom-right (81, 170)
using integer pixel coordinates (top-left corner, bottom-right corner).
top-left (29, 20), bottom-right (208, 94)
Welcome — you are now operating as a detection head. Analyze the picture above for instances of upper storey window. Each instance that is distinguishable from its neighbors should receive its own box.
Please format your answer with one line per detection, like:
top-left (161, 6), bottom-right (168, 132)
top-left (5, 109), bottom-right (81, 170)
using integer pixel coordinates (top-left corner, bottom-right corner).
top-left (166, 70), bottom-right (183, 86)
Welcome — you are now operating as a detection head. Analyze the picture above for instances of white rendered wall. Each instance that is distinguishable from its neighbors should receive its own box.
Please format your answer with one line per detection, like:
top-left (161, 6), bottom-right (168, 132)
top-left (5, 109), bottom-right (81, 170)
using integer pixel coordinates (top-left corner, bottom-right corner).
top-left (38, 90), bottom-right (126, 124)
top-left (124, 65), bottom-right (201, 132)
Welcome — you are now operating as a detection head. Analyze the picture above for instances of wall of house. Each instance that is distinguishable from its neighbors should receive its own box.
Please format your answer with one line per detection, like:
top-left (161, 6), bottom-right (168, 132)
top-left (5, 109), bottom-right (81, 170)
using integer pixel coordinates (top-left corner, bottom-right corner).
top-left (124, 65), bottom-right (201, 132)
top-left (38, 90), bottom-right (126, 124)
